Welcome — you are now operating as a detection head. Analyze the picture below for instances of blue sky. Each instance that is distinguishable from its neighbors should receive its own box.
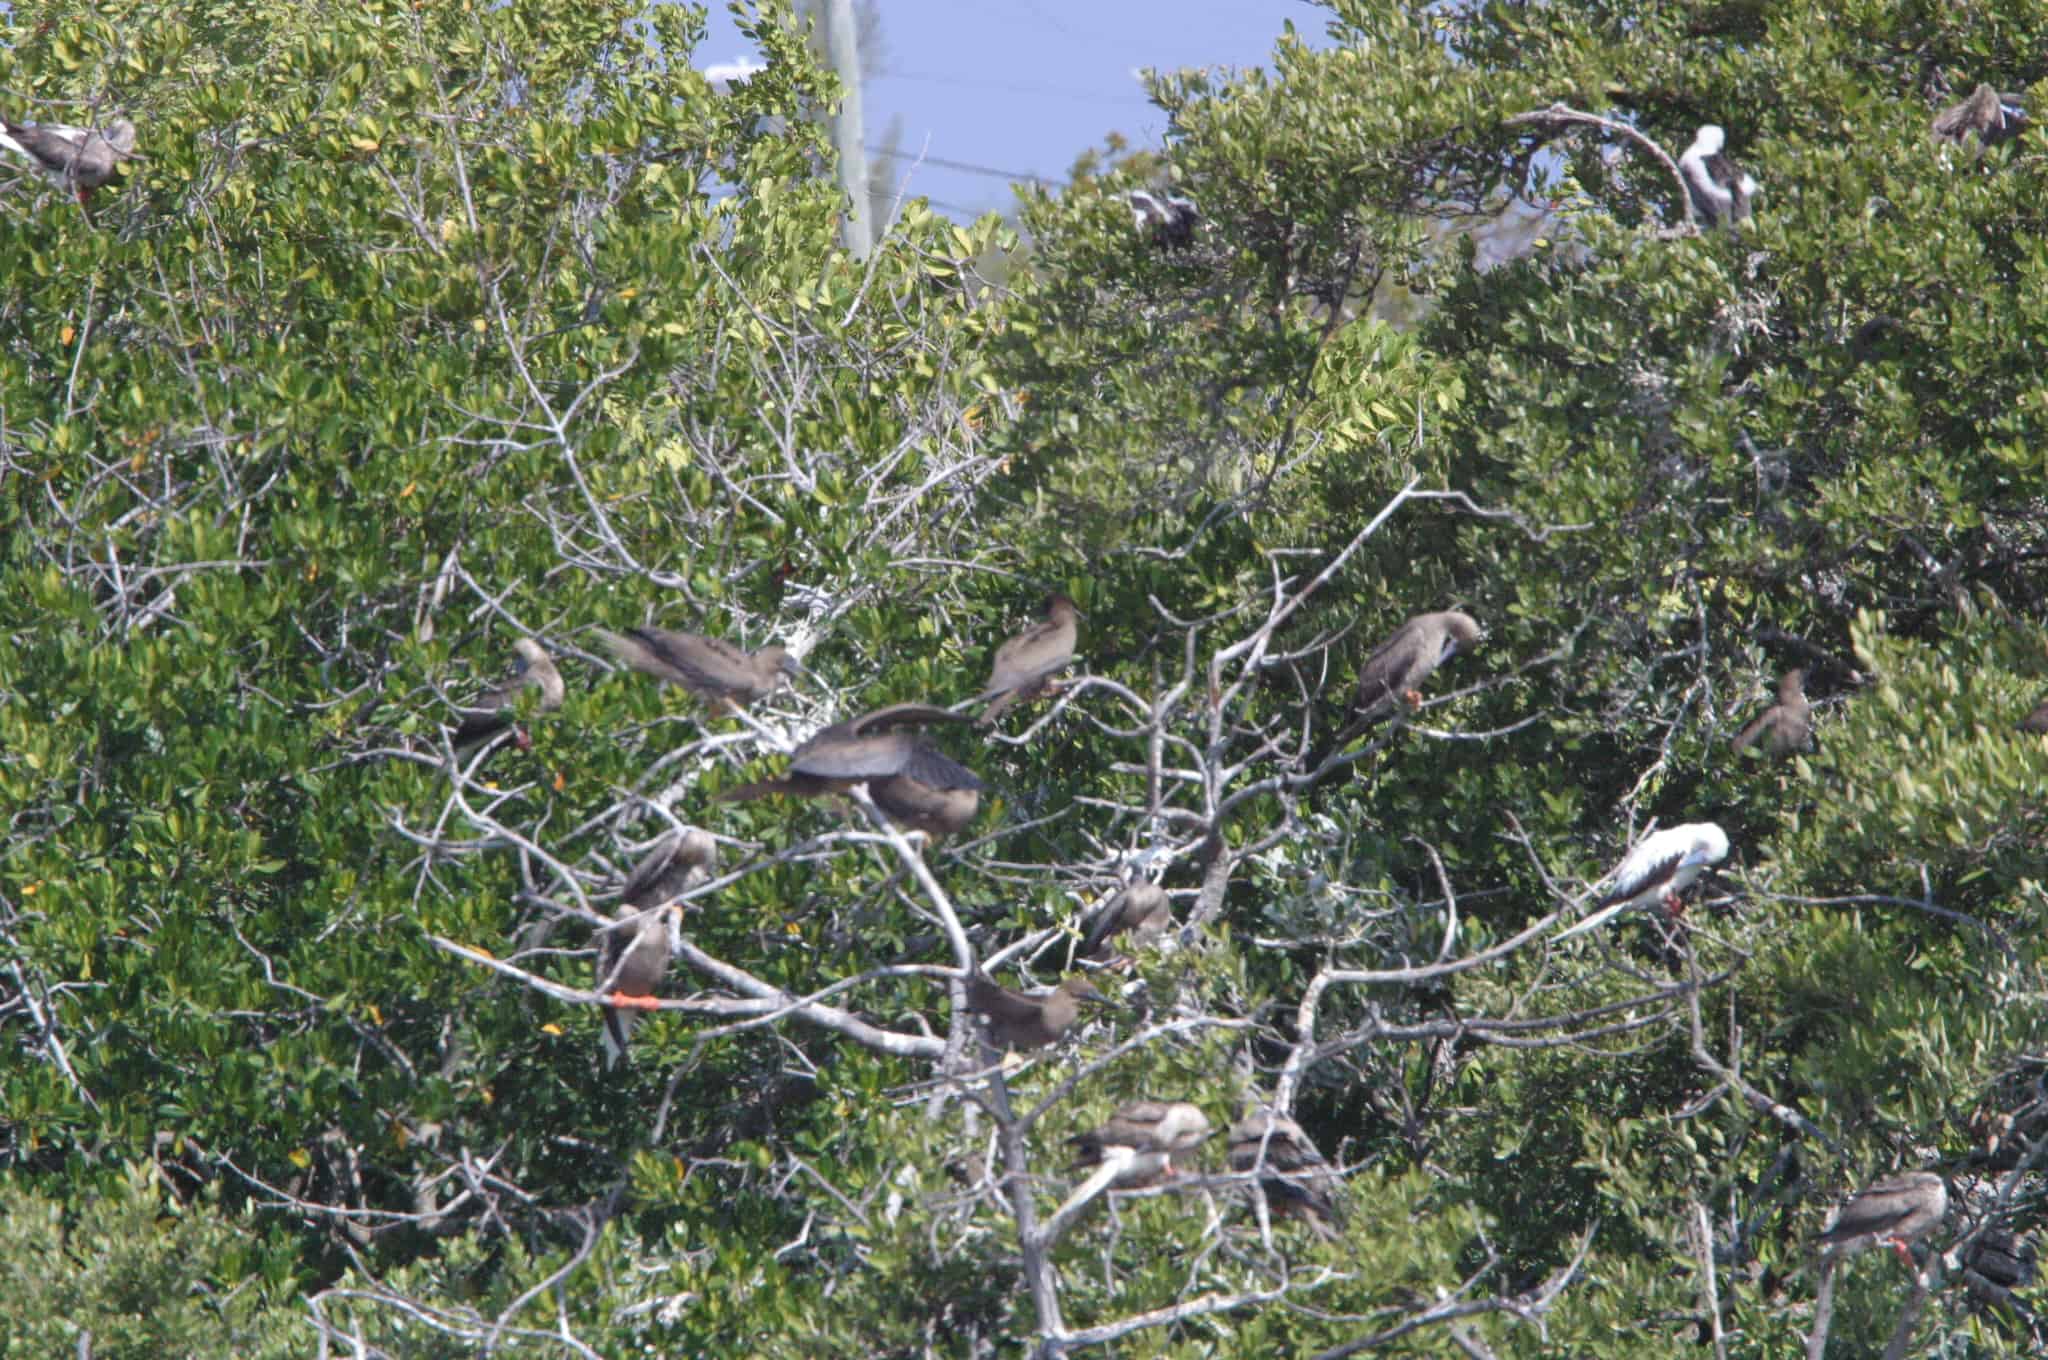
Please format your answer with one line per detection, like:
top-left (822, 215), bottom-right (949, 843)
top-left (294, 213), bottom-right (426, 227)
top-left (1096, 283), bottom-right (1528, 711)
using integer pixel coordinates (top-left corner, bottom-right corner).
top-left (696, 0), bottom-right (1327, 219)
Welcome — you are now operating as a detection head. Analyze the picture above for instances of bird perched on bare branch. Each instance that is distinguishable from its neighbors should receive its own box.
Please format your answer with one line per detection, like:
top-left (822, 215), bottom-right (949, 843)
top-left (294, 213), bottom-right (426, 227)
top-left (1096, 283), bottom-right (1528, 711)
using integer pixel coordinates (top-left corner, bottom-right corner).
top-left (1555, 822), bottom-right (1729, 941)
top-left (451, 638), bottom-right (564, 749)
top-left (1127, 189), bottom-right (1200, 248)
top-left (1679, 124), bottom-right (1759, 229)
top-left (1228, 1110), bottom-right (1344, 1236)
top-left (0, 115), bottom-right (140, 199)
top-left (1932, 84), bottom-right (2027, 150)
top-left (595, 627), bottom-right (797, 711)
top-left (1818, 1171), bottom-right (1947, 1269)
top-left (1078, 881), bottom-right (1173, 958)
top-left (718, 704), bottom-right (984, 840)
top-left (962, 972), bottom-right (1107, 1051)
top-left (1068, 1101), bottom-right (1212, 1188)
top-left (1309, 610), bottom-right (1482, 771)
top-left (595, 902), bottom-right (682, 1068)
top-left (1732, 667), bottom-right (1812, 757)
top-left (619, 827), bottom-right (718, 911)
top-left (977, 595), bottom-right (1082, 727)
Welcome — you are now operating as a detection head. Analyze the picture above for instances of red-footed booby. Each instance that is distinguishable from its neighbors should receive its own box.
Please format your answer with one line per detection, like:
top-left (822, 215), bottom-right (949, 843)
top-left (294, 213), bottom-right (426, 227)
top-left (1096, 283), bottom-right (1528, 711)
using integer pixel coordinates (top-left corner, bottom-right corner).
top-left (451, 638), bottom-right (564, 749)
top-left (1818, 1171), bottom-right (1947, 1268)
top-left (1679, 124), bottom-right (1758, 229)
top-left (1732, 668), bottom-right (1812, 757)
top-left (1068, 1100), bottom-right (1212, 1188)
top-left (0, 116), bottom-right (139, 198)
top-left (1555, 822), bottom-right (1729, 941)
top-left (977, 595), bottom-right (1082, 727)
top-left (1227, 1109), bottom-right (1344, 1236)
top-left (1127, 189), bottom-right (1200, 248)
top-left (596, 627), bottom-right (797, 711)
top-left (962, 972), bottom-right (1107, 1051)
top-left (1932, 84), bottom-right (2027, 149)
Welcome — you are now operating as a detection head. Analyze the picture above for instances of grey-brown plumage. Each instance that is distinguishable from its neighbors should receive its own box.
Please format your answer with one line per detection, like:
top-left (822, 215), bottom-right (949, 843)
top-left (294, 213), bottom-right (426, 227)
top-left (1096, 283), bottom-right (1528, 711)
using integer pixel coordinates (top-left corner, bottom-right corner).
top-left (1732, 667), bottom-right (1813, 757)
top-left (977, 595), bottom-right (1082, 727)
top-left (1068, 1101), bottom-right (1212, 1187)
top-left (596, 903), bottom-right (681, 1068)
top-left (718, 705), bottom-right (983, 839)
top-left (1818, 1171), bottom-right (1948, 1267)
top-left (1078, 882), bottom-right (1173, 958)
top-left (1228, 1110), bottom-right (1344, 1235)
top-left (963, 972), bottom-right (1107, 1051)
top-left (596, 627), bottom-right (795, 710)
top-left (868, 773), bottom-right (982, 842)
top-left (620, 828), bottom-right (717, 910)
top-left (1962, 1227), bottom-right (2037, 1290)
top-left (1932, 84), bottom-right (2028, 149)
top-left (2019, 699), bottom-right (2048, 735)
top-left (452, 638), bottom-right (565, 748)
top-left (0, 116), bottom-right (138, 195)
top-left (1349, 610), bottom-right (1483, 724)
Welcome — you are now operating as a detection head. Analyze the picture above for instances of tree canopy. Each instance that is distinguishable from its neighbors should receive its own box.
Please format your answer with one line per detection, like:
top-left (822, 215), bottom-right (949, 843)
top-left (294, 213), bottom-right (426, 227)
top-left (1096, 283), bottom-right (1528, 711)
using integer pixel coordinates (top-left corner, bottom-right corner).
top-left (2, 1), bottom-right (2044, 1357)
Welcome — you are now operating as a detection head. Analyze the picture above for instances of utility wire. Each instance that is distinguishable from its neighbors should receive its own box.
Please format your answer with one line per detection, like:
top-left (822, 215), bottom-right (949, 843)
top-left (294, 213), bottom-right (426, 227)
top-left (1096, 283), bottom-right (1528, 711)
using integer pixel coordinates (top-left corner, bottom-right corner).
top-left (868, 144), bottom-right (1063, 186)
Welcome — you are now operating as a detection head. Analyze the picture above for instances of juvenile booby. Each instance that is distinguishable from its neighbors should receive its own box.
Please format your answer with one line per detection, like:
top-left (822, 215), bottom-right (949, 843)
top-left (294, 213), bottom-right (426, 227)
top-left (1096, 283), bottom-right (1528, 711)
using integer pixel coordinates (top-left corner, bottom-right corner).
top-left (1067, 1100), bottom-right (1213, 1188)
top-left (595, 627), bottom-right (797, 712)
top-left (1555, 822), bottom-right (1730, 941)
top-left (0, 116), bottom-right (139, 198)
top-left (1818, 1171), bottom-right (1947, 1268)
top-left (596, 902), bottom-right (683, 1068)
top-left (451, 638), bottom-right (565, 749)
top-left (1227, 1109), bottom-right (1343, 1235)
top-left (717, 704), bottom-right (984, 841)
top-left (1078, 881), bottom-right (1173, 958)
top-left (976, 595), bottom-right (1082, 727)
top-left (1732, 668), bottom-right (1813, 757)
top-left (1678, 125), bottom-right (1759, 229)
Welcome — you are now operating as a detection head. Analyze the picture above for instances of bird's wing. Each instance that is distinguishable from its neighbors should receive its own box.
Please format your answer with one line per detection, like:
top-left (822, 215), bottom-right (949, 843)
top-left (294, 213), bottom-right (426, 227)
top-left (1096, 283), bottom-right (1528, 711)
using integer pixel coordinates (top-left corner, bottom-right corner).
top-left (791, 729), bottom-right (911, 780)
top-left (982, 616), bottom-right (1075, 698)
top-left (1821, 1183), bottom-right (1920, 1242)
top-left (965, 973), bottom-right (1041, 1026)
top-left (897, 743), bottom-right (984, 792)
top-left (1732, 704), bottom-right (1781, 752)
top-left (847, 703), bottom-right (970, 735)
top-left (1352, 619), bottom-right (1433, 715)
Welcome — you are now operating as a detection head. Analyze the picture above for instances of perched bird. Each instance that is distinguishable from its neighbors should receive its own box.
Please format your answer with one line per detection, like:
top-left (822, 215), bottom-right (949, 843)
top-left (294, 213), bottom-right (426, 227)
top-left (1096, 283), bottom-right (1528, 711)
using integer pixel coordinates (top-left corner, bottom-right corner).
top-left (718, 704), bottom-right (983, 840)
top-left (619, 827), bottom-right (718, 911)
top-left (0, 116), bottom-right (139, 198)
top-left (1732, 667), bottom-right (1813, 757)
top-left (1962, 1227), bottom-right (2037, 1290)
top-left (595, 627), bottom-right (796, 712)
top-left (1228, 1110), bottom-right (1344, 1235)
top-left (1678, 124), bottom-right (1759, 229)
top-left (1068, 1101), bottom-right (1213, 1188)
top-left (963, 972), bottom-right (1108, 1051)
top-left (1555, 822), bottom-right (1730, 942)
top-left (1078, 881), bottom-right (1173, 958)
top-left (1127, 189), bottom-right (1200, 248)
top-left (2018, 698), bottom-right (2048, 735)
top-left (451, 638), bottom-right (565, 749)
top-left (1932, 84), bottom-right (2027, 149)
top-left (977, 595), bottom-right (1082, 727)
top-left (1818, 1171), bottom-right (1948, 1269)
top-left (1346, 611), bottom-right (1484, 725)
top-left (595, 902), bottom-right (682, 1068)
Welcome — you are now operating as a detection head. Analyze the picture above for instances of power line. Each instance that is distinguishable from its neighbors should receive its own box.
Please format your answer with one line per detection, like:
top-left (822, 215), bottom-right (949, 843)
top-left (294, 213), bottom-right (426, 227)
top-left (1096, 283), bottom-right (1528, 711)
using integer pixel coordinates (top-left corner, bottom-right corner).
top-left (868, 144), bottom-right (1063, 186)
top-left (874, 69), bottom-right (1151, 106)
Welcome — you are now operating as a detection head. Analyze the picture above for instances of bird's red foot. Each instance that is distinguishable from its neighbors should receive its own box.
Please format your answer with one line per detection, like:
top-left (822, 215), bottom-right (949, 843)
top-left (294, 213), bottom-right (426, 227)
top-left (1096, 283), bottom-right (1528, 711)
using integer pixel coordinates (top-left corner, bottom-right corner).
top-left (1402, 688), bottom-right (1425, 710)
top-left (1662, 890), bottom-right (1686, 921)
top-left (1887, 1236), bottom-right (1916, 1269)
top-left (513, 726), bottom-right (533, 752)
top-left (608, 992), bottom-right (662, 1011)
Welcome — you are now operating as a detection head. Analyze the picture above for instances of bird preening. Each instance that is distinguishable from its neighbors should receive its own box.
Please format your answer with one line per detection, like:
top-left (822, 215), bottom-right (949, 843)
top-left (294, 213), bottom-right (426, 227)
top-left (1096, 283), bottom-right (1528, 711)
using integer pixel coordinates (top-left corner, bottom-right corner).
top-left (1078, 881), bottom-right (1173, 959)
top-left (1308, 609), bottom-right (1482, 771)
top-left (717, 703), bottom-right (984, 842)
top-left (1678, 124), bottom-right (1759, 230)
top-left (595, 828), bottom-right (715, 1067)
top-left (451, 637), bottom-right (564, 750)
top-left (0, 114), bottom-right (140, 200)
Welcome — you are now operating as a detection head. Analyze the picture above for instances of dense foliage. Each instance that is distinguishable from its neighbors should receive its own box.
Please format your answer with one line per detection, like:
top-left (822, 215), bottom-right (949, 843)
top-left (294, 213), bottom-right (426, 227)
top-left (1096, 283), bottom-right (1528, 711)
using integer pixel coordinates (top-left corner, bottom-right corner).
top-left (2, 0), bottom-right (2043, 1356)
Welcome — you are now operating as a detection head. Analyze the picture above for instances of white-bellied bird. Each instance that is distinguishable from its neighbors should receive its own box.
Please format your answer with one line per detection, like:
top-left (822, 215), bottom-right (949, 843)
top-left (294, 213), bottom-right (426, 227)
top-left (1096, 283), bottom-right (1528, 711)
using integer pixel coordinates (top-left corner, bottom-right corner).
top-left (1679, 125), bottom-right (1758, 229)
top-left (1555, 822), bottom-right (1730, 941)
top-left (1818, 1171), bottom-right (1947, 1269)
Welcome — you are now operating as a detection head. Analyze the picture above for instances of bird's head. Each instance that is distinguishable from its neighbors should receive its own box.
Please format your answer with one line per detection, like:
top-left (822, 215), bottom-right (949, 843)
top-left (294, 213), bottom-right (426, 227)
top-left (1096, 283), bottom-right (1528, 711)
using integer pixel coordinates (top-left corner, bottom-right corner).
top-left (1689, 124), bottom-right (1728, 157)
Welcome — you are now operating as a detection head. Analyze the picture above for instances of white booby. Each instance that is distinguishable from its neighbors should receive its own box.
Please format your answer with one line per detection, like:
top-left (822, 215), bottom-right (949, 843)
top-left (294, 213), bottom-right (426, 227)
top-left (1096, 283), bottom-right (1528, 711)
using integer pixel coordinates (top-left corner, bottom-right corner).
top-left (1555, 822), bottom-right (1730, 941)
top-left (1127, 189), bottom-right (1200, 248)
top-left (1678, 125), bottom-right (1758, 229)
